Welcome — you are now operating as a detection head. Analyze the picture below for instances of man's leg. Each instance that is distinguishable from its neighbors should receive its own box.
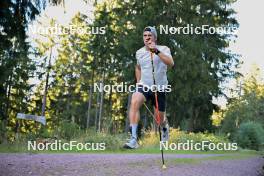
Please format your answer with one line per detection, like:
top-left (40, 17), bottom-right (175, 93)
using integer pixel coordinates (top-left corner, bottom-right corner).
top-left (153, 110), bottom-right (166, 125)
top-left (153, 91), bottom-right (169, 141)
top-left (154, 110), bottom-right (169, 141)
top-left (124, 92), bottom-right (145, 149)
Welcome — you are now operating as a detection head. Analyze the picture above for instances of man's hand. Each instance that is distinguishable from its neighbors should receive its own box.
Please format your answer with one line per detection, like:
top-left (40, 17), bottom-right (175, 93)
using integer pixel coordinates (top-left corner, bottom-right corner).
top-left (148, 40), bottom-right (157, 53)
top-left (147, 39), bottom-right (174, 67)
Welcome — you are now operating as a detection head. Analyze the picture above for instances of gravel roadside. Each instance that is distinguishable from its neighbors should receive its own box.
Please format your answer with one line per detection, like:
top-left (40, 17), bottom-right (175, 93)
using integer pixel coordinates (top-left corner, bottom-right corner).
top-left (0, 153), bottom-right (263, 176)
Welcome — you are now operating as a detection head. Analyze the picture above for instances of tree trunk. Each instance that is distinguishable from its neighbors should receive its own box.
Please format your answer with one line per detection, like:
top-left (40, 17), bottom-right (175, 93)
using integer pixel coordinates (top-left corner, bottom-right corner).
top-left (71, 115), bottom-right (75, 123)
top-left (125, 93), bottom-right (132, 133)
top-left (98, 79), bottom-right (104, 132)
top-left (95, 88), bottom-right (100, 130)
top-left (41, 47), bottom-right (52, 117)
top-left (86, 85), bottom-right (92, 128)
top-left (108, 84), bottom-right (113, 132)
top-left (5, 72), bottom-right (13, 121)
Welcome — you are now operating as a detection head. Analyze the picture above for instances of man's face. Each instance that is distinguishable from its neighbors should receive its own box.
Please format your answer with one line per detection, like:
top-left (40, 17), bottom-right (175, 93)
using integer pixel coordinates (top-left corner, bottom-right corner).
top-left (143, 31), bottom-right (155, 46)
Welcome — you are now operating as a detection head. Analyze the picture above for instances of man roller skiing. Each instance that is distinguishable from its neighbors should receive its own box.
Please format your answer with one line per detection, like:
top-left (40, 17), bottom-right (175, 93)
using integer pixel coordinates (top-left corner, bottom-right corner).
top-left (124, 26), bottom-right (174, 149)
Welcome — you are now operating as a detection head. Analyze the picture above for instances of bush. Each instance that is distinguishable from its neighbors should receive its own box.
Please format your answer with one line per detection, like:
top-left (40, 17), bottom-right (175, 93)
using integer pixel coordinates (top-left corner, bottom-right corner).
top-left (59, 121), bottom-right (81, 140)
top-left (85, 134), bottom-right (123, 151)
top-left (142, 128), bottom-right (230, 151)
top-left (73, 129), bottom-right (124, 151)
top-left (235, 121), bottom-right (264, 150)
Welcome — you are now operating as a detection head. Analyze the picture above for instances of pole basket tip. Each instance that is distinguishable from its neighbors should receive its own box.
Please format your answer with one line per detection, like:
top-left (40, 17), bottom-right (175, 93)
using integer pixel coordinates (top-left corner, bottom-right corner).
top-left (162, 165), bottom-right (167, 169)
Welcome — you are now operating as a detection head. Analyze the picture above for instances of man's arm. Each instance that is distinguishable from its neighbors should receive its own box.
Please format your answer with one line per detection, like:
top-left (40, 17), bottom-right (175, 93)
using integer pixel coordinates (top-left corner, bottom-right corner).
top-left (157, 52), bottom-right (174, 67)
top-left (148, 42), bottom-right (174, 67)
top-left (135, 64), bottom-right (141, 83)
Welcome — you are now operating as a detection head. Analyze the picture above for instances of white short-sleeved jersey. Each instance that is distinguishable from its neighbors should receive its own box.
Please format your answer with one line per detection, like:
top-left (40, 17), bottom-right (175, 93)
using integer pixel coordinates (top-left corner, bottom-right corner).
top-left (136, 45), bottom-right (172, 89)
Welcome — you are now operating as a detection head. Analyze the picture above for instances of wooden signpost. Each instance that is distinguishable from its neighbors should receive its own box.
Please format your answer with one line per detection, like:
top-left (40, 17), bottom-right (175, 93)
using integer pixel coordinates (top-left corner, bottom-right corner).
top-left (16, 113), bottom-right (46, 125)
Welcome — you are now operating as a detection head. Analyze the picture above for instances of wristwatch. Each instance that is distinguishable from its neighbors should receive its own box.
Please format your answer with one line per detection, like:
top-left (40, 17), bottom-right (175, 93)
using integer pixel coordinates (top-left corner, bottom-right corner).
top-left (154, 48), bottom-right (160, 55)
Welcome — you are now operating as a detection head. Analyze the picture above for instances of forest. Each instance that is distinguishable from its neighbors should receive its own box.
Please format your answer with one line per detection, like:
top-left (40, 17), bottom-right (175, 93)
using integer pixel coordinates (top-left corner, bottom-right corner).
top-left (0, 0), bottom-right (263, 151)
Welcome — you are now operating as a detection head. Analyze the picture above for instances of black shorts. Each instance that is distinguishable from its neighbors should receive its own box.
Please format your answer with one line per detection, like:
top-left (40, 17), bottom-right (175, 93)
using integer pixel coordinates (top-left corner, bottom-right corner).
top-left (136, 85), bottom-right (166, 112)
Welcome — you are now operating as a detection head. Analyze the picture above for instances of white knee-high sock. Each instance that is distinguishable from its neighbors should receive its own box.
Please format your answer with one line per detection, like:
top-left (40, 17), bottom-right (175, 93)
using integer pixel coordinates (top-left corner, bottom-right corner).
top-left (131, 124), bottom-right (138, 139)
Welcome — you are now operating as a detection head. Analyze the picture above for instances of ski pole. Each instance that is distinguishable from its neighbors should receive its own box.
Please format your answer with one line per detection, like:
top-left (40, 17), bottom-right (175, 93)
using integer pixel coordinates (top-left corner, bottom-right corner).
top-left (150, 52), bottom-right (166, 169)
top-left (143, 103), bottom-right (158, 124)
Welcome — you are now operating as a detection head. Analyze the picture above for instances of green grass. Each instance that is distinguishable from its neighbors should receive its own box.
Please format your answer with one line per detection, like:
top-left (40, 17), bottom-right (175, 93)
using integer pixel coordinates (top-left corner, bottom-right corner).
top-left (0, 142), bottom-right (29, 153)
top-left (1, 133), bottom-right (262, 170)
top-left (165, 151), bottom-right (261, 165)
top-left (0, 140), bottom-right (262, 157)
top-left (1, 128), bottom-right (263, 158)
top-left (0, 141), bottom-right (262, 168)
